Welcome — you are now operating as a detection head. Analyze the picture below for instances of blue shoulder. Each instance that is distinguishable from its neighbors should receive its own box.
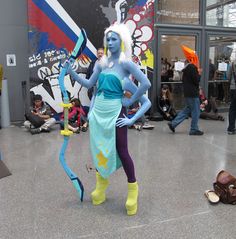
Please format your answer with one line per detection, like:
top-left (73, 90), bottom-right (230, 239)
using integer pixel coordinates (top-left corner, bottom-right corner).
top-left (120, 60), bottom-right (136, 71)
top-left (93, 62), bottom-right (102, 73)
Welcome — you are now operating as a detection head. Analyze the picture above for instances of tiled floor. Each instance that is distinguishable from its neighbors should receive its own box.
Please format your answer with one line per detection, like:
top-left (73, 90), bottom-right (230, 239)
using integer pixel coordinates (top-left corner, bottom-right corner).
top-left (0, 114), bottom-right (236, 239)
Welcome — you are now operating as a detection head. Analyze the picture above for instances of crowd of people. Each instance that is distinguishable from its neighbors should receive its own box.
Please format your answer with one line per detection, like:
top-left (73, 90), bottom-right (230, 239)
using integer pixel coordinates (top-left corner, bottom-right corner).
top-left (24, 46), bottom-right (154, 135)
top-left (159, 53), bottom-right (235, 136)
top-left (24, 53), bottom-right (235, 137)
top-left (24, 52), bottom-right (235, 137)
top-left (23, 94), bottom-right (88, 135)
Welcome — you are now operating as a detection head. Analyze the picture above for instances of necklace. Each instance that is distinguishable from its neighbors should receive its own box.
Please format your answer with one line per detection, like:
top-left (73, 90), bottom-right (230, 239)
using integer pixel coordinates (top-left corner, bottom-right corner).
top-left (108, 61), bottom-right (114, 68)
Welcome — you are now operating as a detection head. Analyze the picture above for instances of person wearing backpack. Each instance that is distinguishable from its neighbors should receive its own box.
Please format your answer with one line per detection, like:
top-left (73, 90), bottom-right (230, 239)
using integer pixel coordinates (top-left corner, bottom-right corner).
top-left (24, 94), bottom-right (56, 134)
top-left (227, 61), bottom-right (236, 135)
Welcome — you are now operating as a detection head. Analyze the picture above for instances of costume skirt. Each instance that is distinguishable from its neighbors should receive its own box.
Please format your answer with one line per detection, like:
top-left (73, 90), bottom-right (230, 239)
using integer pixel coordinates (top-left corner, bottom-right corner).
top-left (89, 94), bottom-right (122, 178)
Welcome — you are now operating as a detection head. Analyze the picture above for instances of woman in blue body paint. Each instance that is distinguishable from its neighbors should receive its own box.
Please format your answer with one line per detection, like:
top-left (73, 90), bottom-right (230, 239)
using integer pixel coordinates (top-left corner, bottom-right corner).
top-left (66, 24), bottom-right (151, 216)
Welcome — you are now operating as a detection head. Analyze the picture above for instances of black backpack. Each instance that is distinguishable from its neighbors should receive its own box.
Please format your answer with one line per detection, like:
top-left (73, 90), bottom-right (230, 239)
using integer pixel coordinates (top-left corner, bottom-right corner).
top-left (25, 111), bottom-right (45, 128)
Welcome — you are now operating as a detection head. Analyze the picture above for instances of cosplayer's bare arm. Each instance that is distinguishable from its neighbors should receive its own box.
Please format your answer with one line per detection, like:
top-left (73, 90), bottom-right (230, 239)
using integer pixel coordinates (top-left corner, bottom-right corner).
top-left (87, 87), bottom-right (97, 118)
top-left (116, 78), bottom-right (151, 127)
top-left (121, 61), bottom-right (151, 107)
top-left (67, 62), bottom-right (101, 89)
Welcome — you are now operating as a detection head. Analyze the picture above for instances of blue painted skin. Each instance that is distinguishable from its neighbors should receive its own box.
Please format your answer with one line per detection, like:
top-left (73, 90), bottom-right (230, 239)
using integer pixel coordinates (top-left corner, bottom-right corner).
top-left (66, 31), bottom-right (151, 126)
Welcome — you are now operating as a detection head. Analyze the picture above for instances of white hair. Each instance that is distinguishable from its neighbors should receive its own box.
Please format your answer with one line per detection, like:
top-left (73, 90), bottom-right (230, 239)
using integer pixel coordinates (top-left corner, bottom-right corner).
top-left (100, 23), bottom-right (133, 68)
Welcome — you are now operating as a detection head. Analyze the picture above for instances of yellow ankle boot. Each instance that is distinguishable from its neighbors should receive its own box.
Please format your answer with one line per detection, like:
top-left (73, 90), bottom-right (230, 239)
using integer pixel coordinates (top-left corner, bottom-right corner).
top-left (91, 172), bottom-right (109, 205)
top-left (125, 182), bottom-right (139, 216)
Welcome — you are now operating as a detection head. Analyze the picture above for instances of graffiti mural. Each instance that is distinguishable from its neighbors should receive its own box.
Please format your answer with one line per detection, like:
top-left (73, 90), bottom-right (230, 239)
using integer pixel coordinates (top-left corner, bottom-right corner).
top-left (122, 0), bottom-right (154, 68)
top-left (27, 0), bottom-right (154, 113)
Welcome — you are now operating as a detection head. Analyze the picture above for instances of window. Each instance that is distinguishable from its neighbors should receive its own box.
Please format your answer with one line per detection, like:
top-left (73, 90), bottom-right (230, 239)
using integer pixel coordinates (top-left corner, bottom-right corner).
top-left (160, 35), bottom-right (196, 109)
top-left (208, 36), bottom-right (236, 106)
top-left (156, 0), bottom-right (200, 25)
top-left (207, 0), bottom-right (236, 27)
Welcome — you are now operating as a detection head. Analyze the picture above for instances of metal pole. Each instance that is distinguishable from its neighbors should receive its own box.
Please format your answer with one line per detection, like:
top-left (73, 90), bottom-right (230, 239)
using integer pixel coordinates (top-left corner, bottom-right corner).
top-left (1, 78), bottom-right (10, 127)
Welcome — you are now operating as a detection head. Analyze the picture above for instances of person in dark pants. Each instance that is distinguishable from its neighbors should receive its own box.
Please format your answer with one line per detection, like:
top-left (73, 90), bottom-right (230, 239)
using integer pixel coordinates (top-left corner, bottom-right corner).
top-left (199, 87), bottom-right (224, 121)
top-left (167, 60), bottom-right (204, 135)
top-left (24, 94), bottom-right (56, 134)
top-left (157, 84), bottom-right (176, 121)
top-left (66, 24), bottom-right (151, 216)
top-left (227, 62), bottom-right (236, 134)
top-left (86, 48), bottom-right (104, 100)
top-left (208, 59), bottom-right (218, 99)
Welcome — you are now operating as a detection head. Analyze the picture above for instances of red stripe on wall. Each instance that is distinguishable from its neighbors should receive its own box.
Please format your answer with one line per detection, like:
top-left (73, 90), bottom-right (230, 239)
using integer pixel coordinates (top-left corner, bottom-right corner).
top-left (27, 0), bottom-right (74, 51)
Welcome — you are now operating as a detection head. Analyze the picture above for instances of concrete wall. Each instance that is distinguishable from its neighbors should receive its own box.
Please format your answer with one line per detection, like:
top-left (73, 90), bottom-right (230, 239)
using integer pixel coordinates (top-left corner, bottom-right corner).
top-left (0, 0), bottom-right (29, 122)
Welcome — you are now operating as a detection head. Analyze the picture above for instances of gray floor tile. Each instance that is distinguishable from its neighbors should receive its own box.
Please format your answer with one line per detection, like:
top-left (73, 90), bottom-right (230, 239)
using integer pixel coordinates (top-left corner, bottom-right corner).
top-left (0, 115), bottom-right (236, 239)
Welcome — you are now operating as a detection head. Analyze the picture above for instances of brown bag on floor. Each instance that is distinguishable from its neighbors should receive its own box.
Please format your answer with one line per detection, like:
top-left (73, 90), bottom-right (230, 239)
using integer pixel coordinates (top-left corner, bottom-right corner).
top-left (213, 170), bottom-right (236, 204)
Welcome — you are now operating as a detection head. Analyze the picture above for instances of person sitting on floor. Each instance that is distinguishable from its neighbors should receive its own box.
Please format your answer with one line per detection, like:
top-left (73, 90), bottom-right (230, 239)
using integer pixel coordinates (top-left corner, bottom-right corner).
top-left (199, 87), bottom-right (224, 121)
top-left (127, 93), bottom-right (154, 131)
top-left (127, 102), bottom-right (145, 131)
top-left (60, 98), bottom-right (88, 133)
top-left (157, 84), bottom-right (177, 121)
top-left (24, 94), bottom-right (56, 134)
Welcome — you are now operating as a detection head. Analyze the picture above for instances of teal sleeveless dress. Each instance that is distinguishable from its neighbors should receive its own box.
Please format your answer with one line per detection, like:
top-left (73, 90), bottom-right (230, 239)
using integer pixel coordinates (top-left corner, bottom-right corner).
top-left (88, 71), bottom-right (123, 178)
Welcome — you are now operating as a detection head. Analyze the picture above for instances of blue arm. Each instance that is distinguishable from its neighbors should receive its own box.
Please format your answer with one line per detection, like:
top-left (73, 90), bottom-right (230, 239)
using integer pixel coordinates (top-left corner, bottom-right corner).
top-left (121, 61), bottom-right (151, 107)
top-left (116, 78), bottom-right (151, 127)
top-left (67, 62), bottom-right (101, 89)
top-left (87, 86), bottom-right (97, 119)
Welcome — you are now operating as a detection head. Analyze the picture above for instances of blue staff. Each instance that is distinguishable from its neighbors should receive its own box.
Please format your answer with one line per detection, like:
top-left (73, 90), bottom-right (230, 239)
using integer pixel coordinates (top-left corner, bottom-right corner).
top-left (58, 29), bottom-right (87, 201)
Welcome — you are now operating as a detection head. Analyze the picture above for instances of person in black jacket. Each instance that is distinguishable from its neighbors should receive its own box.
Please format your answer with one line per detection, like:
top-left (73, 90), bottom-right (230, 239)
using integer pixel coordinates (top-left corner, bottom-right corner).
top-left (157, 84), bottom-right (176, 121)
top-left (227, 61), bottom-right (236, 134)
top-left (199, 87), bottom-right (224, 121)
top-left (24, 94), bottom-right (56, 134)
top-left (86, 48), bottom-right (104, 100)
top-left (167, 60), bottom-right (204, 135)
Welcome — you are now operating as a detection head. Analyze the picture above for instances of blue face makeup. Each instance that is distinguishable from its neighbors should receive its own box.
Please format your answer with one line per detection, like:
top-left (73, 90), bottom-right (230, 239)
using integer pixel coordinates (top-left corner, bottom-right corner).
top-left (106, 31), bottom-right (121, 54)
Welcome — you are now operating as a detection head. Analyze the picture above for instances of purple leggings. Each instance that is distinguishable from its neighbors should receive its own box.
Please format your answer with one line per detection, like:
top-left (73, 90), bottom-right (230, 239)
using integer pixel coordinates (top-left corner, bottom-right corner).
top-left (116, 107), bottom-right (136, 183)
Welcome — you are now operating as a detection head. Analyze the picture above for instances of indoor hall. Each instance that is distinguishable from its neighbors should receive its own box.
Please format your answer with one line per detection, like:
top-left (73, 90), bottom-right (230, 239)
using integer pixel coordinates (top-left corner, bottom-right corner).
top-left (1, 116), bottom-right (236, 239)
top-left (1, 1), bottom-right (236, 238)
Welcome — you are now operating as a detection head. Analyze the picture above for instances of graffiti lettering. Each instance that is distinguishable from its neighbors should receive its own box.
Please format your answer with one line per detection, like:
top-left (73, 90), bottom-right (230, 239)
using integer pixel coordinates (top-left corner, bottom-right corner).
top-left (30, 73), bottom-right (89, 113)
top-left (29, 53), bottom-right (41, 63)
top-left (29, 50), bottom-right (67, 69)
top-left (37, 61), bottom-right (79, 80)
top-left (38, 67), bottom-right (51, 80)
